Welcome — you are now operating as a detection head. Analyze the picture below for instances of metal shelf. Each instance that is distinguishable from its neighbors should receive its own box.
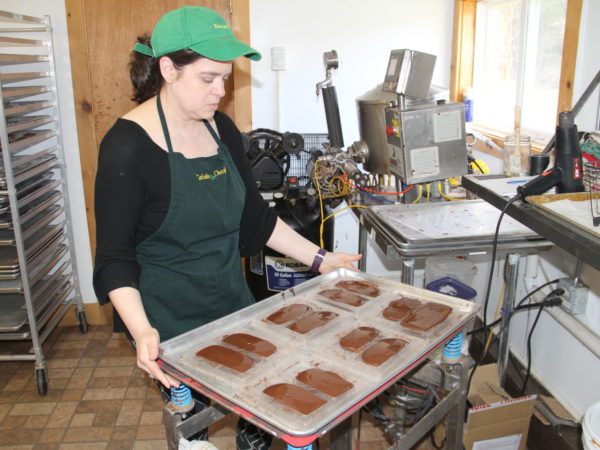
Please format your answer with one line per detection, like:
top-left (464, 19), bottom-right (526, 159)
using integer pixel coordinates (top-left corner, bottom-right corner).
top-left (3, 100), bottom-right (53, 116)
top-left (0, 9), bottom-right (87, 394)
top-left (0, 72), bottom-right (51, 84)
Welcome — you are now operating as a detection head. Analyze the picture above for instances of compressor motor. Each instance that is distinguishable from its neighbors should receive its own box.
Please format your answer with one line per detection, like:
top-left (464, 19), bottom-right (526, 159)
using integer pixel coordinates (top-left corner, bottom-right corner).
top-left (244, 128), bottom-right (305, 191)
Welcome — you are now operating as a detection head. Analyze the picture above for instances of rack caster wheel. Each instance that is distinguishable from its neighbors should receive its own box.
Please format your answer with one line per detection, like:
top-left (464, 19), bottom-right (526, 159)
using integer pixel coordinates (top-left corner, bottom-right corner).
top-left (36, 368), bottom-right (48, 395)
top-left (77, 309), bottom-right (88, 334)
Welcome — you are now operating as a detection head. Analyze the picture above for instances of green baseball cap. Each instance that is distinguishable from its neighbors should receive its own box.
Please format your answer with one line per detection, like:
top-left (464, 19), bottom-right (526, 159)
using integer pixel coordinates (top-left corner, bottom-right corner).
top-left (134, 6), bottom-right (261, 61)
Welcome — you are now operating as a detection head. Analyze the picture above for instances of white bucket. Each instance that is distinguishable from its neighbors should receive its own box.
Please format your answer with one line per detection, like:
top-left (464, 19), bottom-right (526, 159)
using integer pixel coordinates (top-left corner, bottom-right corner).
top-left (425, 257), bottom-right (477, 286)
top-left (583, 401), bottom-right (600, 450)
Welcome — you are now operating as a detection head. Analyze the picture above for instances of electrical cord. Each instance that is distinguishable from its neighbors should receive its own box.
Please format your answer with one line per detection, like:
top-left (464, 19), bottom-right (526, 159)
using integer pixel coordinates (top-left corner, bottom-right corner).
top-left (520, 290), bottom-right (564, 396)
top-left (466, 287), bottom-right (564, 400)
top-left (465, 194), bottom-right (521, 410)
top-left (467, 281), bottom-right (562, 335)
top-left (412, 185), bottom-right (423, 203)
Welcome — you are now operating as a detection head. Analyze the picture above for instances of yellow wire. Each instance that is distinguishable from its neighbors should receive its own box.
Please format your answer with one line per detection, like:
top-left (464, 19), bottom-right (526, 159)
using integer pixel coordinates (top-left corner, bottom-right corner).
top-left (319, 204), bottom-right (369, 247)
top-left (411, 184), bottom-right (423, 204)
top-left (483, 283), bottom-right (506, 355)
top-left (312, 160), bottom-right (326, 247)
top-left (437, 182), bottom-right (461, 201)
top-left (329, 176), bottom-right (349, 197)
top-left (425, 183), bottom-right (431, 201)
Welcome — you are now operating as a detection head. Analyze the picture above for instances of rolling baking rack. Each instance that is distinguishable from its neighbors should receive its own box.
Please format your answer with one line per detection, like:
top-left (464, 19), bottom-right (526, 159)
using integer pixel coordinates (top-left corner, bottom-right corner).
top-left (0, 10), bottom-right (87, 395)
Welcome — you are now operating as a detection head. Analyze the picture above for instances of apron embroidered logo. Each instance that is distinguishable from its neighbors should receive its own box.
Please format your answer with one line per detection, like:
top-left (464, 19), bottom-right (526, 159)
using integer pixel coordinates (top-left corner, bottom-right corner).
top-left (196, 167), bottom-right (227, 181)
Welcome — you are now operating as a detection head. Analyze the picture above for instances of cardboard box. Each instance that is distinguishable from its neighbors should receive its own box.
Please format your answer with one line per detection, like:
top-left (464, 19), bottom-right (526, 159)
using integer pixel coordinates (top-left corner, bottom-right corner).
top-left (463, 364), bottom-right (537, 450)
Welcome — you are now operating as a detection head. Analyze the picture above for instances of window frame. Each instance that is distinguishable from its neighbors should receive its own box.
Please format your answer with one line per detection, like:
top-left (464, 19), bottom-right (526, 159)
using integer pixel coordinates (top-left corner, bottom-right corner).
top-left (450, 0), bottom-right (583, 155)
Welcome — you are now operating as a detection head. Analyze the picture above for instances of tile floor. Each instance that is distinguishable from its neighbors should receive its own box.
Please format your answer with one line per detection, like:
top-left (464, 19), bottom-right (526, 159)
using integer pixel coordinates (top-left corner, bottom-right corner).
top-left (0, 325), bottom-right (436, 449)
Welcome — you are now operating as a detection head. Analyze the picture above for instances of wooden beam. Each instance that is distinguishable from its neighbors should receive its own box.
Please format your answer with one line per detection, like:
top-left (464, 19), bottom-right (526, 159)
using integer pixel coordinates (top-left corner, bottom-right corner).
top-left (231, 0), bottom-right (254, 132)
top-left (64, 0), bottom-right (98, 255)
top-left (556, 0), bottom-right (583, 117)
top-left (450, 0), bottom-right (478, 102)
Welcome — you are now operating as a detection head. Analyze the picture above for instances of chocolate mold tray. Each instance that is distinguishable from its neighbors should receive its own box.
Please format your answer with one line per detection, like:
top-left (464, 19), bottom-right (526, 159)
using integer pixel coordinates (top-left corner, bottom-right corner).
top-left (161, 323), bottom-right (295, 384)
top-left (255, 297), bottom-right (349, 344)
top-left (243, 352), bottom-right (371, 436)
top-left (322, 320), bottom-right (423, 379)
top-left (362, 285), bottom-right (474, 343)
top-left (160, 268), bottom-right (479, 437)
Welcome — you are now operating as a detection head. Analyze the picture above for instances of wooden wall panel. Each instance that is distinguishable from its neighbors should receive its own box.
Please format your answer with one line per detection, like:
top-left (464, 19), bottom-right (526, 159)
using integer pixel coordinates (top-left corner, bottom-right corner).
top-left (65, 0), bottom-right (251, 258)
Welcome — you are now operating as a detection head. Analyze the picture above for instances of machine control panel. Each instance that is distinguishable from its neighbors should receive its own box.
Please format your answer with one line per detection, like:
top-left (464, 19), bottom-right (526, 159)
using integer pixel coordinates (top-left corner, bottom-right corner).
top-left (385, 101), bottom-right (467, 185)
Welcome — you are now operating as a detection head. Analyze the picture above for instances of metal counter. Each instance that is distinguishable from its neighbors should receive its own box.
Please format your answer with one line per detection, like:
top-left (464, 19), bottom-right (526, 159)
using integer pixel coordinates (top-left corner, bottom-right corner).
top-left (461, 174), bottom-right (600, 272)
top-left (357, 199), bottom-right (552, 284)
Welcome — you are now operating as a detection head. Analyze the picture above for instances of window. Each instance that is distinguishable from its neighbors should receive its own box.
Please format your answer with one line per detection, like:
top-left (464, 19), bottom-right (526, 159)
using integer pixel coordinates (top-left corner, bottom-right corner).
top-left (472, 0), bottom-right (566, 142)
top-left (451, 0), bottom-right (581, 149)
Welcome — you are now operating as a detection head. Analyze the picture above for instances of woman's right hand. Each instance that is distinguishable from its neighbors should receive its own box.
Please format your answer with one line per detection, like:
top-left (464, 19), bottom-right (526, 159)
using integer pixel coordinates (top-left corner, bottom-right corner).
top-left (134, 327), bottom-right (178, 388)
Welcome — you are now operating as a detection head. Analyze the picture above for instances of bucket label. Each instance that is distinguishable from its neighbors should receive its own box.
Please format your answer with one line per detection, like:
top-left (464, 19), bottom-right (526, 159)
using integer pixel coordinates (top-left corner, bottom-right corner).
top-left (265, 256), bottom-right (315, 292)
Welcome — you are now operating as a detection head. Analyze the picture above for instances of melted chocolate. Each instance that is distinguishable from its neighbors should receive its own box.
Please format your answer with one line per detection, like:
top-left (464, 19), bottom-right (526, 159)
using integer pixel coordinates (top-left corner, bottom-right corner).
top-left (263, 383), bottom-right (327, 415)
top-left (401, 302), bottom-right (452, 332)
top-left (382, 297), bottom-right (421, 321)
top-left (296, 368), bottom-right (353, 397)
top-left (196, 345), bottom-right (254, 373)
top-left (318, 288), bottom-right (366, 307)
top-left (339, 326), bottom-right (381, 352)
top-left (335, 280), bottom-right (381, 297)
top-left (362, 338), bottom-right (408, 367)
top-left (288, 311), bottom-right (338, 334)
top-left (265, 304), bottom-right (311, 325)
top-left (222, 333), bottom-right (276, 357)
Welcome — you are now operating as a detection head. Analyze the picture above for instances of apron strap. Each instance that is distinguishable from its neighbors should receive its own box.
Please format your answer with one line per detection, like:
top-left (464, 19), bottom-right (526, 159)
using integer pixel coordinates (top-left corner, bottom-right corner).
top-left (202, 119), bottom-right (222, 145)
top-left (156, 94), bottom-right (174, 154)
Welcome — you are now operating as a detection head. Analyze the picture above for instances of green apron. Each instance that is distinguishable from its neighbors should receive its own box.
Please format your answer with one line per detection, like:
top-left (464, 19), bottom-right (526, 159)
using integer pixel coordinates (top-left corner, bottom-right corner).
top-left (136, 96), bottom-right (254, 341)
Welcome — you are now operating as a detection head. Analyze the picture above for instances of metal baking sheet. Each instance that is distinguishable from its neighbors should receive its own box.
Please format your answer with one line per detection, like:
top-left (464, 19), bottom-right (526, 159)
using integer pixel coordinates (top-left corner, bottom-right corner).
top-left (0, 244), bottom-right (67, 294)
top-left (0, 275), bottom-right (68, 332)
top-left (0, 282), bottom-right (73, 340)
top-left (159, 269), bottom-right (478, 437)
top-left (0, 154), bottom-right (57, 187)
top-left (369, 200), bottom-right (540, 245)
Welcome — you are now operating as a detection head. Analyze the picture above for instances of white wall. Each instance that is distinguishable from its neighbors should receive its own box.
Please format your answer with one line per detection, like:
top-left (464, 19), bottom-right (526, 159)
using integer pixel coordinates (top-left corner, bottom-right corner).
top-left (2, 1), bottom-right (95, 304)
top-left (249, 0), bottom-right (455, 143)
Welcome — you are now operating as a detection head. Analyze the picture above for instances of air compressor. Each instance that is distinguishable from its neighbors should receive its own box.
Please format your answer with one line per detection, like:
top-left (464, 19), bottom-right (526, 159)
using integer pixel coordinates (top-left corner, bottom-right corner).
top-left (244, 176), bottom-right (333, 301)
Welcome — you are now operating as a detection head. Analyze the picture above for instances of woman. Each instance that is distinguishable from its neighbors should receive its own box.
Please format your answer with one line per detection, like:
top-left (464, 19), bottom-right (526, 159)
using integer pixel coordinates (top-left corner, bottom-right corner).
top-left (93, 5), bottom-right (360, 448)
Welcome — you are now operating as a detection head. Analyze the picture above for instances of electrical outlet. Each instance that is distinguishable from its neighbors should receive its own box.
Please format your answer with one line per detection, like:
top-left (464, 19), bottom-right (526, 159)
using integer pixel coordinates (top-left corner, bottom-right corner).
top-left (557, 278), bottom-right (590, 314)
top-left (271, 47), bottom-right (286, 71)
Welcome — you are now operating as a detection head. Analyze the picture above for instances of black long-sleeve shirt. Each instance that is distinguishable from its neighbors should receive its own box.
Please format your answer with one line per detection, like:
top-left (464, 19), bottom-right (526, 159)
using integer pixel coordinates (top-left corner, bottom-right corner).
top-left (93, 111), bottom-right (277, 304)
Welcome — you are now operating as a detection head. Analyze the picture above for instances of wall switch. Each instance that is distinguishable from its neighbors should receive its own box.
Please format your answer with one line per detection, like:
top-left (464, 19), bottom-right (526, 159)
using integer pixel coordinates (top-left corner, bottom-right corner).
top-left (271, 47), bottom-right (286, 71)
top-left (557, 278), bottom-right (590, 314)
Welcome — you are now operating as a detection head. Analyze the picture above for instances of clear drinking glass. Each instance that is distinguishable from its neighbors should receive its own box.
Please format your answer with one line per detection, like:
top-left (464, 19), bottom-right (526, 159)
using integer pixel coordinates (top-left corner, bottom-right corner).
top-left (503, 135), bottom-right (531, 177)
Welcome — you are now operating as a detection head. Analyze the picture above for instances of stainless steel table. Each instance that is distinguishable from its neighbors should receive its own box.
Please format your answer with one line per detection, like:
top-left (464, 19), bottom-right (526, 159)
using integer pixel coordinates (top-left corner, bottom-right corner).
top-left (356, 199), bottom-right (553, 387)
top-left (461, 174), bottom-right (600, 272)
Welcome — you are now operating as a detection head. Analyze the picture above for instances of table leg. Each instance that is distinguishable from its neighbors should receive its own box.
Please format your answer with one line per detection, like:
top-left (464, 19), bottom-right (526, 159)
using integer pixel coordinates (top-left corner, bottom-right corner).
top-left (163, 402), bottom-right (229, 450)
top-left (498, 252), bottom-right (520, 388)
top-left (401, 259), bottom-right (415, 285)
top-left (358, 223), bottom-right (368, 272)
top-left (330, 416), bottom-right (353, 450)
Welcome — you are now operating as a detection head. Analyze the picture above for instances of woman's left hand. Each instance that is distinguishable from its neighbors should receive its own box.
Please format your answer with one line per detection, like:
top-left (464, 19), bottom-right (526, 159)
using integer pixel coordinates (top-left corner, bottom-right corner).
top-left (319, 251), bottom-right (362, 274)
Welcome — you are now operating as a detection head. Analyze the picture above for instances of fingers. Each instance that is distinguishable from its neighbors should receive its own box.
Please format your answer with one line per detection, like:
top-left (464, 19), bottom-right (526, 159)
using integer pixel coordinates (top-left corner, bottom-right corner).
top-left (135, 329), bottom-right (178, 388)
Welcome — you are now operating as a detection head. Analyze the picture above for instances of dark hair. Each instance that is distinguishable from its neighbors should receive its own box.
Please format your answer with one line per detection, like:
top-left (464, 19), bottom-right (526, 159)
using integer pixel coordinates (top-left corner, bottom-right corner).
top-left (129, 34), bottom-right (205, 104)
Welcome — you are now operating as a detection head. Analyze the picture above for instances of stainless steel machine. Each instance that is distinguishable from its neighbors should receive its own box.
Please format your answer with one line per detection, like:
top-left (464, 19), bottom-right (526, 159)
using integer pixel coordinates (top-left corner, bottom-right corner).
top-left (382, 50), bottom-right (468, 185)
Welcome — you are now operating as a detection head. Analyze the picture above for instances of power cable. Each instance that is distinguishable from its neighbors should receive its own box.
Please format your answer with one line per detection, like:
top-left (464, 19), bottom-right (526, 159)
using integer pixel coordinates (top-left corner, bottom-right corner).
top-left (465, 194), bottom-right (521, 410)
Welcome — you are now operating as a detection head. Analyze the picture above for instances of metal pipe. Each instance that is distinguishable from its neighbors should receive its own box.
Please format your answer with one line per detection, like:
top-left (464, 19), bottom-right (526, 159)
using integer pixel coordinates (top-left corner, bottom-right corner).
top-left (498, 253), bottom-right (521, 388)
